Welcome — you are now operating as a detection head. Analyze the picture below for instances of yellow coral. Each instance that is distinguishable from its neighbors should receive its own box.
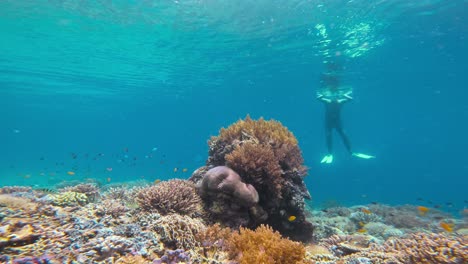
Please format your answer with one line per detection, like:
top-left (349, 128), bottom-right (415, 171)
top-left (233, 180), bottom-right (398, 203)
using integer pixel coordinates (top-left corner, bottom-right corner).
top-left (226, 225), bottom-right (305, 264)
top-left (52, 191), bottom-right (88, 206)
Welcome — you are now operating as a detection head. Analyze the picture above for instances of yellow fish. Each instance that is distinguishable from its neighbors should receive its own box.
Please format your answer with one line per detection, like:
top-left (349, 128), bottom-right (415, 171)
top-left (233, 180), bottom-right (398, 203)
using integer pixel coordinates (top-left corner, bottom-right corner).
top-left (182, 168), bottom-right (188, 173)
top-left (357, 228), bottom-right (367, 233)
top-left (288, 215), bottom-right (296, 222)
top-left (67, 171), bottom-right (75, 176)
top-left (361, 208), bottom-right (371, 214)
top-left (417, 206), bottom-right (429, 216)
top-left (154, 179), bottom-right (161, 184)
top-left (439, 222), bottom-right (454, 232)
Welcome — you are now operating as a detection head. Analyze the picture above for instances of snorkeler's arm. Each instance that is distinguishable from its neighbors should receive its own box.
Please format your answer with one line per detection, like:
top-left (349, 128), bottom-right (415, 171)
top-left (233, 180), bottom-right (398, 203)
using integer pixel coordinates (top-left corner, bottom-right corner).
top-left (317, 92), bottom-right (332, 103)
top-left (337, 91), bottom-right (353, 103)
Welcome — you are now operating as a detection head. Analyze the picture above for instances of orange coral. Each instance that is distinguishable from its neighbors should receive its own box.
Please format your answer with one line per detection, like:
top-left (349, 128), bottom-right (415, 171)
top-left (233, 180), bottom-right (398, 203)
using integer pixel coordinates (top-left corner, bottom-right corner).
top-left (226, 225), bottom-right (305, 264)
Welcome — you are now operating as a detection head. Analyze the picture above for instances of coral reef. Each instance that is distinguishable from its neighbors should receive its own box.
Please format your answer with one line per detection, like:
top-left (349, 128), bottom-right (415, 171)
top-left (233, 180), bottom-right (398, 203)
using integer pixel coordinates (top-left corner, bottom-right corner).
top-left (0, 219), bottom-right (41, 251)
top-left (0, 186), bottom-right (32, 194)
top-left (190, 115), bottom-right (313, 242)
top-left (152, 214), bottom-right (206, 250)
top-left (153, 249), bottom-right (191, 264)
top-left (226, 224), bottom-right (305, 264)
top-left (60, 183), bottom-right (100, 202)
top-left (0, 184), bottom-right (466, 264)
top-left (136, 179), bottom-right (205, 218)
top-left (199, 166), bottom-right (259, 208)
top-left (197, 166), bottom-right (266, 227)
top-left (383, 232), bottom-right (468, 263)
top-left (51, 191), bottom-right (88, 206)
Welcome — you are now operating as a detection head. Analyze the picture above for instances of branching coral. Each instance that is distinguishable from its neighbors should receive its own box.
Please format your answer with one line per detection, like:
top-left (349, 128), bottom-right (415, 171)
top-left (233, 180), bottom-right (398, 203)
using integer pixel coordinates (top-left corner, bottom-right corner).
top-left (153, 214), bottom-right (206, 250)
top-left (94, 199), bottom-right (129, 218)
top-left (383, 232), bottom-right (468, 263)
top-left (226, 225), bottom-right (305, 264)
top-left (136, 179), bottom-right (204, 218)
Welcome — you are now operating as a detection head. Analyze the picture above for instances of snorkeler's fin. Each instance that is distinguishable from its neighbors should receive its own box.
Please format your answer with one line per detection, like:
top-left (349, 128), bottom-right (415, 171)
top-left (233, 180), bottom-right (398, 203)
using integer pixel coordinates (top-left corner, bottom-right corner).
top-left (321, 154), bottom-right (333, 164)
top-left (352, 153), bottom-right (375, 159)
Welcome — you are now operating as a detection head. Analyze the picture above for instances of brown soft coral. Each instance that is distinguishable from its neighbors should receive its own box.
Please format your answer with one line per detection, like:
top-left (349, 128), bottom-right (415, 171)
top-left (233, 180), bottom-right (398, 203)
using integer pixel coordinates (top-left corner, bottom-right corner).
top-left (136, 179), bottom-right (204, 218)
top-left (209, 115), bottom-right (305, 176)
top-left (226, 142), bottom-right (283, 199)
top-left (226, 225), bottom-right (305, 264)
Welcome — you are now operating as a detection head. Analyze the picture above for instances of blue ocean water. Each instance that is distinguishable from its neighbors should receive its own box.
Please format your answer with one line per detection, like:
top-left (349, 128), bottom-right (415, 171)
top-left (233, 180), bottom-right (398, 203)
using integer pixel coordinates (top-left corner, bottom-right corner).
top-left (1, 0), bottom-right (466, 214)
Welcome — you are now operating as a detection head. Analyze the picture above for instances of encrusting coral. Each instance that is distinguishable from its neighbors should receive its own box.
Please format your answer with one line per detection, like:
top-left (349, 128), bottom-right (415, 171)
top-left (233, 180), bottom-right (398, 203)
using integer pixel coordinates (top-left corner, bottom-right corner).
top-left (136, 179), bottom-right (205, 218)
top-left (190, 115), bottom-right (313, 242)
top-left (226, 224), bottom-right (305, 264)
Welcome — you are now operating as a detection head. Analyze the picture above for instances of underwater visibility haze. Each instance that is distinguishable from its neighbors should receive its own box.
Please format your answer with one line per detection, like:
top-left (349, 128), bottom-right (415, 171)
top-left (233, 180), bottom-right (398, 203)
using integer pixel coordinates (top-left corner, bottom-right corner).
top-left (0, 0), bottom-right (467, 263)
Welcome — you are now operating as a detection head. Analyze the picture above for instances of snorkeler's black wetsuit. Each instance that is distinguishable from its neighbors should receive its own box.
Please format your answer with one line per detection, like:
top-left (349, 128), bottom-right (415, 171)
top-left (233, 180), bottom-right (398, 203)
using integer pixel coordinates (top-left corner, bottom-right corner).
top-left (324, 101), bottom-right (352, 154)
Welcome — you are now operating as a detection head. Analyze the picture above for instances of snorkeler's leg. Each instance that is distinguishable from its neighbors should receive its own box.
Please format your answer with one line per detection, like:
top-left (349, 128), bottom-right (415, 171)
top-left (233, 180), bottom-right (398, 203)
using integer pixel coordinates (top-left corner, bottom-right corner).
top-left (336, 125), bottom-right (375, 159)
top-left (321, 126), bottom-right (334, 163)
top-left (336, 127), bottom-right (352, 154)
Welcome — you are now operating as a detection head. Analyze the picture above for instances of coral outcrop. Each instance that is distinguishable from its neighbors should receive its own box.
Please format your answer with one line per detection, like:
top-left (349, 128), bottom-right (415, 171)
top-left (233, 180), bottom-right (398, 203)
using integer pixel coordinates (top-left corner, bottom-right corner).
top-left (190, 116), bottom-right (313, 242)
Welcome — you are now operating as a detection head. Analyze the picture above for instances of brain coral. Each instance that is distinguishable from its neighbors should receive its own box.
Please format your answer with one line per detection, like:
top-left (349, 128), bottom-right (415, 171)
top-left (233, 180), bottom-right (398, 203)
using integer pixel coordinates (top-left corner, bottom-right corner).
top-left (192, 115), bottom-right (313, 242)
top-left (136, 179), bottom-right (204, 218)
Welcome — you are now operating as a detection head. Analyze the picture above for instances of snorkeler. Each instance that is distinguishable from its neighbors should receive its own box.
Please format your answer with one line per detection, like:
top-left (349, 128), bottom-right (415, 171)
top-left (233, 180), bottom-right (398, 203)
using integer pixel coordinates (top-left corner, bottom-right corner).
top-left (317, 64), bottom-right (375, 164)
